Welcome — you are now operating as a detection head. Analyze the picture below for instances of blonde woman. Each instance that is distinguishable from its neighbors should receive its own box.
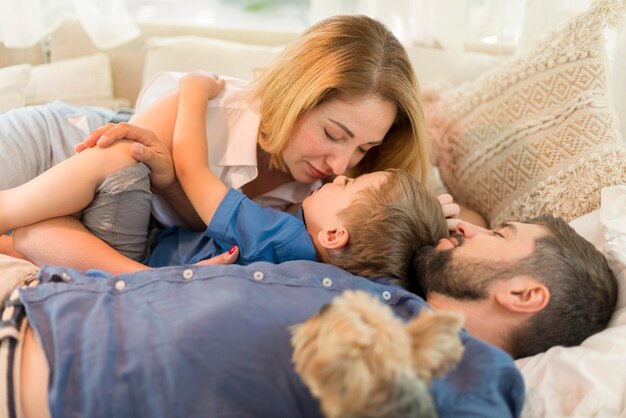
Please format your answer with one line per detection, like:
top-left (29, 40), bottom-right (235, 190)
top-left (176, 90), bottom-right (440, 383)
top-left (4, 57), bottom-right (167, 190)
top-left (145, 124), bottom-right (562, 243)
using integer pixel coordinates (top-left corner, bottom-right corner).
top-left (6, 15), bottom-right (462, 272)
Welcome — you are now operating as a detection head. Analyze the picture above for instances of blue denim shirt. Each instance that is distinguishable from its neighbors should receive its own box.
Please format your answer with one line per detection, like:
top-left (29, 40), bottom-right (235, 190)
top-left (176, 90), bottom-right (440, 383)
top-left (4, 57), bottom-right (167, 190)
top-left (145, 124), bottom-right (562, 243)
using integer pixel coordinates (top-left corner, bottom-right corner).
top-left (20, 261), bottom-right (524, 418)
top-left (145, 188), bottom-right (316, 267)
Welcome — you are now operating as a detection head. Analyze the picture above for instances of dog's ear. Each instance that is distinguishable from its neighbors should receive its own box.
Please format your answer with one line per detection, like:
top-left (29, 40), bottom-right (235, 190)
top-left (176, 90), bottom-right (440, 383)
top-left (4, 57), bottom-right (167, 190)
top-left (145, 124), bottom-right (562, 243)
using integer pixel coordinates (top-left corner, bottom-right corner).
top-left (405, 310), bottom-right (465, 383)
top-left (290, 317), bottom-right (323, 381)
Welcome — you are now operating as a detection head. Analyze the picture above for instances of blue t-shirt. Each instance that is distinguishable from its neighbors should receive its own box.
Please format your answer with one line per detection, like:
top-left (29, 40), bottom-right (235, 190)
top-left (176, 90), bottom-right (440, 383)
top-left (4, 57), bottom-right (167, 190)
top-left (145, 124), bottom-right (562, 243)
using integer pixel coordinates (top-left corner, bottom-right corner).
top-left (21, 262), bottom-right (524, 418)
top-left (145, 188), bottom-right (316, 267)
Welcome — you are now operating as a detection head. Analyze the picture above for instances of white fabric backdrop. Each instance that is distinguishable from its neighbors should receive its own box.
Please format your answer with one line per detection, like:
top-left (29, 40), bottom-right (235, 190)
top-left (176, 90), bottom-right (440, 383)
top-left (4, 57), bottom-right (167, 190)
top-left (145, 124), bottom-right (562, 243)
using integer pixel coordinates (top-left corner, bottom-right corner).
top-left (0, 0), bottom-right (603, 54)
top-left (0, 0), bottom-right (139, 49)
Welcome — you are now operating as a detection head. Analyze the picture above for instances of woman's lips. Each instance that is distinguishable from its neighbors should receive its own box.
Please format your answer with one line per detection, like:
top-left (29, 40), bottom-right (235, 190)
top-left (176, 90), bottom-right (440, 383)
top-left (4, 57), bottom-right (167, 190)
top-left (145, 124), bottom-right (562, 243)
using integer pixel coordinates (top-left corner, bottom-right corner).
top-left (307, 162), bottom-right (328, 179)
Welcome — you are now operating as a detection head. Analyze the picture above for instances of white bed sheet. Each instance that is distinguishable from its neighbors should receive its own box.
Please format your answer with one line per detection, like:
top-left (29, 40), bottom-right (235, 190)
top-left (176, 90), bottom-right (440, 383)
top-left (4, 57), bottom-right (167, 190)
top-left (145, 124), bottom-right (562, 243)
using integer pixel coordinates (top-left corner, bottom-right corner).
top-left (517, 185), bottom-right (626, 418)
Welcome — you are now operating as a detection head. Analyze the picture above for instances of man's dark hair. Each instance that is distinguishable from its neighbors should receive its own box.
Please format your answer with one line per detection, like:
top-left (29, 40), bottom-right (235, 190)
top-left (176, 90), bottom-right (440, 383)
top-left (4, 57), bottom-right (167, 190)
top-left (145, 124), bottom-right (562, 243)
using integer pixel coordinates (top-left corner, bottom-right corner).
top-left (509, 215), bottom-right (618, 358)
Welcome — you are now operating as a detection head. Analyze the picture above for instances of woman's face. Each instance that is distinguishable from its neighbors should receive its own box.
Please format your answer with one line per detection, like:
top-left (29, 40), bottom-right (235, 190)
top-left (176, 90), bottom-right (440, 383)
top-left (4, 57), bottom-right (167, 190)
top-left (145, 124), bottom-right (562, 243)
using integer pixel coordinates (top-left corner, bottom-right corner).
top-left (282, 96), bottom-right (397, 183)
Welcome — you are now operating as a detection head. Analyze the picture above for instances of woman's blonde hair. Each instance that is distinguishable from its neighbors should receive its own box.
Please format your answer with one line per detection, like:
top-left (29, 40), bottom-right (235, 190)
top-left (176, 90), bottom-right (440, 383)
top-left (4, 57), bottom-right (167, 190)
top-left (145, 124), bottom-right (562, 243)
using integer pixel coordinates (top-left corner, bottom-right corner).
top-left (329, 169), bottom-right (448, 282)
top-left (251, 15), bottom-right (431, 182)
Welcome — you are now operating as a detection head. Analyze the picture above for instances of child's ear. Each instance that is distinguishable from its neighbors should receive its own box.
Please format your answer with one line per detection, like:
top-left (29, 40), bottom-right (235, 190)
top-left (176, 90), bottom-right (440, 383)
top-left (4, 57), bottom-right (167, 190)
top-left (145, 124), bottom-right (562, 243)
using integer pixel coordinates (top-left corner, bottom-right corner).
top-left (317, 227), bottom-right (350, 250)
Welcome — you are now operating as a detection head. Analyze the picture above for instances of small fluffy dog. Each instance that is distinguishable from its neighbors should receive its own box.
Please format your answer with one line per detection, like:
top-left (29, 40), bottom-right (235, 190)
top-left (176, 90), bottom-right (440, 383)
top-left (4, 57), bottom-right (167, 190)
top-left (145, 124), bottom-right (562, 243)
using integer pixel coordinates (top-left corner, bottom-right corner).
top-left (291, 290), bottom-right (464, 418)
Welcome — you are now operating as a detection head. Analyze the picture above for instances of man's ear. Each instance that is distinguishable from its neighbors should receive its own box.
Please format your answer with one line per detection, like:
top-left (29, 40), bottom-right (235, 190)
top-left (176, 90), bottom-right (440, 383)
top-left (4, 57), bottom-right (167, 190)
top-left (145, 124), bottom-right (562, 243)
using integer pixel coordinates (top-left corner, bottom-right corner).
top-left (317, 227), bottom-right (349, 250)
top-left (494, 276), bottom-right (550, 314)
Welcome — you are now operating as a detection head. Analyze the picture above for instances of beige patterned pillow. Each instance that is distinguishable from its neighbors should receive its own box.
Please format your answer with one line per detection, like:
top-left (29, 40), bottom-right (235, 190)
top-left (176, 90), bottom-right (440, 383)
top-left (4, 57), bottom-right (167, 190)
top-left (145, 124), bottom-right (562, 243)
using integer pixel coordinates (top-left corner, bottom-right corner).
top-left (425, 0), bottom-right (626, 228)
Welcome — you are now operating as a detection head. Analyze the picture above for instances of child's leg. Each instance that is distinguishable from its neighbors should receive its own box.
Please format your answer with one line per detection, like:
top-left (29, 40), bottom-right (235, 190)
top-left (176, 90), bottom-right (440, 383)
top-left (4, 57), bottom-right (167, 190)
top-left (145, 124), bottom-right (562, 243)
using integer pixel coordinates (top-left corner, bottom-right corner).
top-left (13, 217), bottom-right (149, 274)
top-left (0, 141), bottom-right (137, 235)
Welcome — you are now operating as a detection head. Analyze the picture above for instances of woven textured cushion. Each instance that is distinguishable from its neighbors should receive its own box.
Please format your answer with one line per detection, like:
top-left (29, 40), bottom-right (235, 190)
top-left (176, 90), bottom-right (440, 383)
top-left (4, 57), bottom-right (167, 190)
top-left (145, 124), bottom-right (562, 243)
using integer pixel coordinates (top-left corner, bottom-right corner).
top-left (425, 0), bottom-right (626, 228)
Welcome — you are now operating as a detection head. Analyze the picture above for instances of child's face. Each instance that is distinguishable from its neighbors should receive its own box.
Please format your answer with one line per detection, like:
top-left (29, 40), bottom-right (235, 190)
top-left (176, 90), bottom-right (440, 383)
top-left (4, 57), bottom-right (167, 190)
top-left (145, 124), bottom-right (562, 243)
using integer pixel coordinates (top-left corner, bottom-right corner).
top-left (302, 171), bottom-right (388, 230)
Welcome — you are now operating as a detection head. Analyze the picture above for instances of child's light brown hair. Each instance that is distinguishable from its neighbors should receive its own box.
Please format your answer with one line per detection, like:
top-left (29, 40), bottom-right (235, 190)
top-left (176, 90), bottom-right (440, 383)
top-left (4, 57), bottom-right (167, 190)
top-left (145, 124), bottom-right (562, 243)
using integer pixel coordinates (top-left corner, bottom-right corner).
top-left (328, 169), bottom-right (448, 282)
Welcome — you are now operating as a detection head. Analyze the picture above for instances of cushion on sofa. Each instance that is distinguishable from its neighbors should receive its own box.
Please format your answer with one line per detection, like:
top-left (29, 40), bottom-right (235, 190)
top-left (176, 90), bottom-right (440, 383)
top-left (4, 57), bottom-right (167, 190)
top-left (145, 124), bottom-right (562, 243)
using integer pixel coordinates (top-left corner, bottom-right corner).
top-left (0, 64), bottom-right (31, 113)
top-left (425, 0), bottom-right (626, 228)
top-left (25, 53), bottom-right (125, 109)
top-left (141, 36), bottom-right (284, 88)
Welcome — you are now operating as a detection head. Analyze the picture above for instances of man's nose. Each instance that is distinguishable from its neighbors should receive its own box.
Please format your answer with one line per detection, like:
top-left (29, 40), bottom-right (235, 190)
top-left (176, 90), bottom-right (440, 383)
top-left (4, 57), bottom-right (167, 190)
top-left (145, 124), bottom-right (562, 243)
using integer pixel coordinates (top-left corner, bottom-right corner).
top-left (456, 221), bottom-right (491, 238)
top-left (327, 152), bottom-right (352, 175)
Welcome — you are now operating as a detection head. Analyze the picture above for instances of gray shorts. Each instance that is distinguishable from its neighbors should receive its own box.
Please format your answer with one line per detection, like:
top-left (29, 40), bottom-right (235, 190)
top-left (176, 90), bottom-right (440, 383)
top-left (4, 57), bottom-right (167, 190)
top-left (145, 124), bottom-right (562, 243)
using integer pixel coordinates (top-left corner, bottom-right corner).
top-left (81, 163), bottom-right (152, 262)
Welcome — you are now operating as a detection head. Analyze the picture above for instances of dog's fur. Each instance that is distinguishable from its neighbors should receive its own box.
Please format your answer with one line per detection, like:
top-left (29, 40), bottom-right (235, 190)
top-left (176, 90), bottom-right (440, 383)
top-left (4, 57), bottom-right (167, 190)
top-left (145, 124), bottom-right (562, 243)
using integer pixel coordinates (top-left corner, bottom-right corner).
top-left (291, 290), bottom-right (464, 418)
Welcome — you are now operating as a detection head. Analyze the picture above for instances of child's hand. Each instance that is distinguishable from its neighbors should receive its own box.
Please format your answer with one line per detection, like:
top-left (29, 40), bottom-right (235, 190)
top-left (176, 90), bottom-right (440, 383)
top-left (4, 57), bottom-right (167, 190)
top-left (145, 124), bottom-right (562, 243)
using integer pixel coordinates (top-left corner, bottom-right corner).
top-left (437, 193), bottom-right (461, 231)
top-left (179, 71), bottom-right (225, 99)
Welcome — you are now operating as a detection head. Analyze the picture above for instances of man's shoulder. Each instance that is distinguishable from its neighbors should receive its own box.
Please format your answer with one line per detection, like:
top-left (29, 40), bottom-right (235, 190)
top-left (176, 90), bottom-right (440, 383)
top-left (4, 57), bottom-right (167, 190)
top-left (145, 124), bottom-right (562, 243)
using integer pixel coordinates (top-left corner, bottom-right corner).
top-left (433, 332), bottom-right (525, 418)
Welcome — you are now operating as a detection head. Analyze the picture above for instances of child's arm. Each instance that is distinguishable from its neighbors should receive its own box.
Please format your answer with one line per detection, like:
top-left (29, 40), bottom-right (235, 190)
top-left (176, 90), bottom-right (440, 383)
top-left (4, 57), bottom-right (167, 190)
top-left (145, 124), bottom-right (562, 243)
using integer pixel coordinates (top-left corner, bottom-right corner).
top-left (173, 72), bottom-right (226, 227)
top-left (78, 122), bottom-right (206, 231)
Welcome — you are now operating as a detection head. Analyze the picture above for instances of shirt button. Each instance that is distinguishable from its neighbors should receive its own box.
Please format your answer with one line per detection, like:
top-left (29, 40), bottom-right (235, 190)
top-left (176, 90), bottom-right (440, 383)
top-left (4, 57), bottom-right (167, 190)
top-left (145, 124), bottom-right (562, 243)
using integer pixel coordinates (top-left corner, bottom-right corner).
top-left (182, 269), bottom-right (194, 280)
top-left (115, 280), bottom-right (126, 291)
top-left (382, 290), bottom-right (392, 301)
top-left (322, 278), bottom-right (333, 288)
top-left (253, 271), bottom-right (264, 281)
top-left (61, 272), bottom-right (71, 282)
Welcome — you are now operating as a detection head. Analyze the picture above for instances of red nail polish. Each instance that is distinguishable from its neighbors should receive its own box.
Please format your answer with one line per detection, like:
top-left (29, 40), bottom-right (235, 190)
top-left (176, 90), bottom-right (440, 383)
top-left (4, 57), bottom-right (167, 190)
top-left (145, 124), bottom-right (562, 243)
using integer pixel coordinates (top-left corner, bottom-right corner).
top-left (228, 245), bottom-right (237, 255)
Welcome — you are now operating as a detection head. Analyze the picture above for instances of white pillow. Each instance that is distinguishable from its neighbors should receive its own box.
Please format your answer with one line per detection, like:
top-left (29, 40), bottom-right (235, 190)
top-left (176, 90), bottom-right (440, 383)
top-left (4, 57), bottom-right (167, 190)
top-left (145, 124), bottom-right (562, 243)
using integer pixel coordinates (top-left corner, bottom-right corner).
top-left (25, 53), bottom-right (122, 109)
top-left (0, 64), bottom-right (31, 113)
top-left (516, 184), bottom-right (626, 418)
top-left (406, 45), bottom-right (505, 87)
top-left (141, 36), bottom-right (284, 88)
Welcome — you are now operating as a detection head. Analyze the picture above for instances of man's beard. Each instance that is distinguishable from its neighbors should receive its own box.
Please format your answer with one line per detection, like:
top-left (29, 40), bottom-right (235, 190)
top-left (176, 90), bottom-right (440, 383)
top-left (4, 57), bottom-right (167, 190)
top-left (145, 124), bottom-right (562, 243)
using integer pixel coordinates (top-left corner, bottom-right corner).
top-left (414, 242), bottom-right (515, 300)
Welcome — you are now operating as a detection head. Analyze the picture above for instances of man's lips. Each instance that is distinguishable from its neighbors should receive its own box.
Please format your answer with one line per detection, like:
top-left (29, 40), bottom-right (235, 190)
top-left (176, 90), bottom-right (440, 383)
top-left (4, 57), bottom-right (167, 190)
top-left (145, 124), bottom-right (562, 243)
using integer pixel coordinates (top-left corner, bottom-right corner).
top-left (449, 234), bottom-right (464, 247)
top-left (436, 234), bottom-right (464, 250)
top-left (436, 238), bottom-right (455, 250)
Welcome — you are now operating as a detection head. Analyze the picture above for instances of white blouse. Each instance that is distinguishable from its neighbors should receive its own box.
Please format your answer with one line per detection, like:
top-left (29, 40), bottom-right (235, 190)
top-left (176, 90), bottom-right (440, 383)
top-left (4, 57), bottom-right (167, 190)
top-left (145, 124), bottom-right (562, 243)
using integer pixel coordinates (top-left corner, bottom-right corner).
top-left (136, 72), bottom-right (319, 226)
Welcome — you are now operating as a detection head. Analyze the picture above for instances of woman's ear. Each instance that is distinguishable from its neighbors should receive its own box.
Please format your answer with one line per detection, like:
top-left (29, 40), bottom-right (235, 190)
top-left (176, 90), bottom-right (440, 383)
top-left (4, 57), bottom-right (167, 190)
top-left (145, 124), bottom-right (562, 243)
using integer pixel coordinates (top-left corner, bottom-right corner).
top-left (317, 227), bottom-right (349, 250)
top-left (494, 276), bottom-right (550, 314)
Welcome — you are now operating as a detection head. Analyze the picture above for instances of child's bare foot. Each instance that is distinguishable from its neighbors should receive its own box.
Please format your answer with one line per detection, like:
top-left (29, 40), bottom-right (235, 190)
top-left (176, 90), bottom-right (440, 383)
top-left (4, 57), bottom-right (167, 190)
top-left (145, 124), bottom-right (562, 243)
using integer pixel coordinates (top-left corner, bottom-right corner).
top-left (0, 235), bottom-right (29, 260)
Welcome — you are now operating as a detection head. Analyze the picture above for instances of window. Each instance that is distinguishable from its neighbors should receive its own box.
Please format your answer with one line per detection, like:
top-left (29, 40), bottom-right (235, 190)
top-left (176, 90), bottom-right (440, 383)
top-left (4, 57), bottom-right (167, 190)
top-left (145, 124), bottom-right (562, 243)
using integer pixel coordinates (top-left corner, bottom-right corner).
top-left (125, 0), bottom-right (310, 30)
top-left (123, 0), bottom-right (529, 54)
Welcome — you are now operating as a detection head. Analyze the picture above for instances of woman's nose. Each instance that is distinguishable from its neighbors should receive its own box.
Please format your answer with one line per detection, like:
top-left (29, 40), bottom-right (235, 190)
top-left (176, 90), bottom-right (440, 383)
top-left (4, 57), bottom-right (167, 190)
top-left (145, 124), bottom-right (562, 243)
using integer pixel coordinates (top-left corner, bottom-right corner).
top-left (326, 152), bottom-right (352, 175)
top-left (456, 221), bottom-right (491, 238)
top-left (332, 175), bottom-right (347, 185)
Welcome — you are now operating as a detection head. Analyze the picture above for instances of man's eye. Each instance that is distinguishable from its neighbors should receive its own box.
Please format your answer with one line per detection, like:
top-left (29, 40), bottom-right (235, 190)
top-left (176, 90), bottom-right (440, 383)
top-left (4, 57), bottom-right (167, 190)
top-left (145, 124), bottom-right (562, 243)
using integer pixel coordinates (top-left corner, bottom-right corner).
top-left (494, 231), bottom-right (505, 238)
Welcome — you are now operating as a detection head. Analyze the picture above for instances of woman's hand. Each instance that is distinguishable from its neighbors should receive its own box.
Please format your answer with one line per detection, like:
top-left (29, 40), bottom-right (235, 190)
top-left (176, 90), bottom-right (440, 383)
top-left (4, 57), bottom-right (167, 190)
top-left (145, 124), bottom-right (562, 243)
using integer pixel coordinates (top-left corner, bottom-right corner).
top-left (437, 193), bottom-right (461, 231)
top-left (194, 245), bottom-right (239, 266)
top-left (76, 122), bottom-right (176, 193)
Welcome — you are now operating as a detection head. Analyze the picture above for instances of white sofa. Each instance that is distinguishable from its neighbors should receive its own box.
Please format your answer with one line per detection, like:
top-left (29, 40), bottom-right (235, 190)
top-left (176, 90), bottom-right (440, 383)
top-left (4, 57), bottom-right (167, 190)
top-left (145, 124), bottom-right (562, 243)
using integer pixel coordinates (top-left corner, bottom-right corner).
top-left (0, 17), bottom-right (504, 111)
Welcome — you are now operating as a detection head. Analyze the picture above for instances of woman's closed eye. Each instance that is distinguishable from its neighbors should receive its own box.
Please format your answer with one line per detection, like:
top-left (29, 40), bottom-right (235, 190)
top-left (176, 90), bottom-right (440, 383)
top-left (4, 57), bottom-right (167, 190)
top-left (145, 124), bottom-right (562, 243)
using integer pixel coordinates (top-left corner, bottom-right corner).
top-left (324, 128), bottom-right (341, 143)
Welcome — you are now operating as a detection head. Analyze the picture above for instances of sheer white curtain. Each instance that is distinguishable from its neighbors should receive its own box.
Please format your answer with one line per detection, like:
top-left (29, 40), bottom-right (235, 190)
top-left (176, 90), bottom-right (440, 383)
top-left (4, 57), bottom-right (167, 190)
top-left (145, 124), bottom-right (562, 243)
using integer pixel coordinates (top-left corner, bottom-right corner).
top-left (309, 0), bottom-right (594, 54)
top-left (1, 0), bottom-right (600, 53)
top-left (309, 0), bottom-right (527, 52)
top-left (0, 0), bottom-right (140, 49)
